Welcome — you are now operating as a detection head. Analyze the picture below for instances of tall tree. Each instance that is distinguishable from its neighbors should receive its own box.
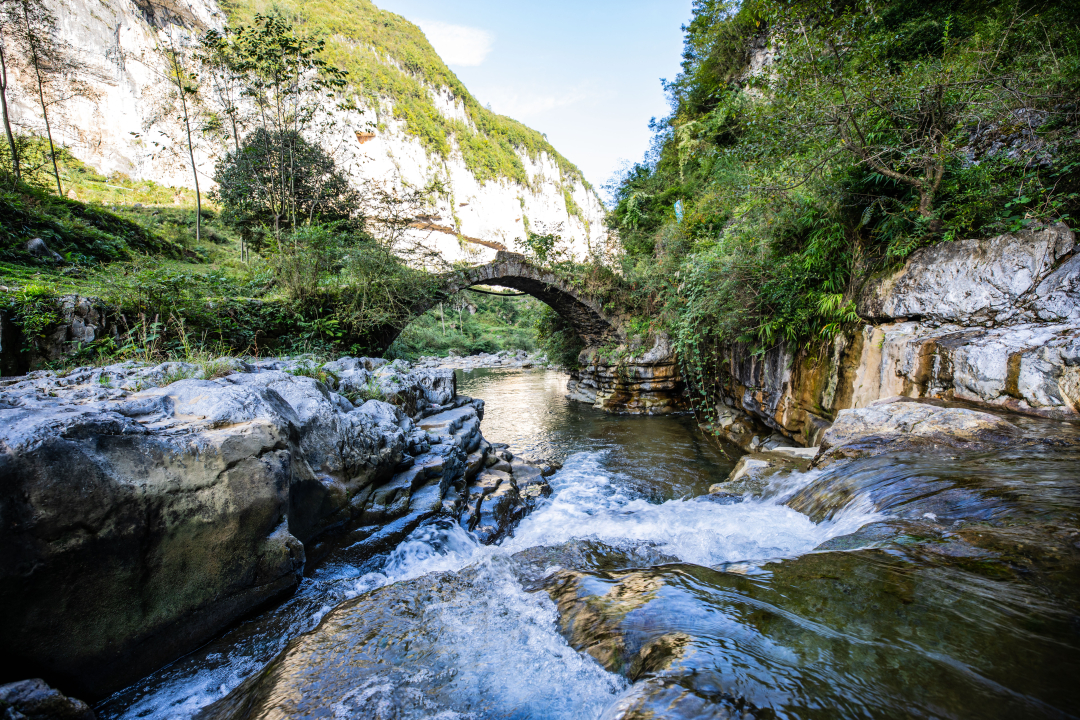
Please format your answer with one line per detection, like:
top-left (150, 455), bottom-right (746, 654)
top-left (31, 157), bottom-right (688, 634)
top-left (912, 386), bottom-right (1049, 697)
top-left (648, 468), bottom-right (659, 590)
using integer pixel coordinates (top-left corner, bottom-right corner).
top-left (160, 25), bottom-right (203, 243)
top-left (211, 14), bottom-right (349, 246)
top-left (0, 0), bottom-right (79, 194)
top-left (749, 0), bottom-right (1031, 224)
top-left (0, 20), bottom-right (19, 182)
top-left (200, 28), bottom-right (248, 154)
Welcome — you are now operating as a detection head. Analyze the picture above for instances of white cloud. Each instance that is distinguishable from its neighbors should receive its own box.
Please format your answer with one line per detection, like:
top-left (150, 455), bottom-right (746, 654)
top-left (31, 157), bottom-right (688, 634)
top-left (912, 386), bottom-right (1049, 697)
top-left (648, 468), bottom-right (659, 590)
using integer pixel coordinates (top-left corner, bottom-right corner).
top-left (415, 19), bottom-right (493, 67)
top-left (488, 90), bottom-right (589, 119)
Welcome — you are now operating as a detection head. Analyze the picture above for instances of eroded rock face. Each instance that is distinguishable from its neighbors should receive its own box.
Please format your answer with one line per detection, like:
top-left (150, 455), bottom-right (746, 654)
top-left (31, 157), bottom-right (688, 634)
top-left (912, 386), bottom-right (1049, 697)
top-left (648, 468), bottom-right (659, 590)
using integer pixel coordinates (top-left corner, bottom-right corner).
top-left (694, 223), bottom-right (1079, 447)
top-left (568, 334), bottom-right (689, 415)
top-left (0, 357), bottom-right (548, 700)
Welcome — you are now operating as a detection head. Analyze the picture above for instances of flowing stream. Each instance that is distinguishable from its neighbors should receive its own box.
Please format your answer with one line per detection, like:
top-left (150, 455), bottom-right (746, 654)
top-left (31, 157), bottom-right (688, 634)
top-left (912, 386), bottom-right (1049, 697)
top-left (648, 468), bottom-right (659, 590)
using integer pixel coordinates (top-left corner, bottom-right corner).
top-left (97, 368), bottom-right (1080, 720)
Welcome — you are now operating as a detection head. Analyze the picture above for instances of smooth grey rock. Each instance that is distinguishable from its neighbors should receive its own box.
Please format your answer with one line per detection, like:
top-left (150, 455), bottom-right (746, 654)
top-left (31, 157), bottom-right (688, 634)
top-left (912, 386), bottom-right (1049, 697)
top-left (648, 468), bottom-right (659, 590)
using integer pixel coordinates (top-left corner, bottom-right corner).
top-left (769, 445), bottom-right (819, 459)
top-left (859, 223), bottom-right (1077, 325)
top-left (0, 387), bottom-right (304, 699)
top-left (25, 237), bottom-right (63, 262)
top-left (815, 401), bottom-right (1021, 466)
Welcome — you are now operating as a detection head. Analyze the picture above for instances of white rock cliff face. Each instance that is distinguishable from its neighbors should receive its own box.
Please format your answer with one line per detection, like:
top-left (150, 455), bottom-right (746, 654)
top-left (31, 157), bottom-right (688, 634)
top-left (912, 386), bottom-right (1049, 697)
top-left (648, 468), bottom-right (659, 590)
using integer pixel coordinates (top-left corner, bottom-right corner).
top-left (5, 0), bottom-right (607, 263)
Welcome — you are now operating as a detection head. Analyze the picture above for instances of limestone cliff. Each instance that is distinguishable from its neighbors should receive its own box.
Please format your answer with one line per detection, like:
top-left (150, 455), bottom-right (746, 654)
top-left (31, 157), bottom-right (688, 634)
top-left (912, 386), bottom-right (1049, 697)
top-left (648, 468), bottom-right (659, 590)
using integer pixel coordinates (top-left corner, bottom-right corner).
top-left (4, 0), bottom-right (607, 263)
top-left (568, 224), bottom-right (1079, 443)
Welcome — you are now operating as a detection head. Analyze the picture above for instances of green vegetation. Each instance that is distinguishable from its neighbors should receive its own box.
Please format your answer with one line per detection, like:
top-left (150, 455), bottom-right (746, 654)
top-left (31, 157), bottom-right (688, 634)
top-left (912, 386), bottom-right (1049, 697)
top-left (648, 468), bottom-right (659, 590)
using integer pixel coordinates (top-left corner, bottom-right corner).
top-left (534, 305), bottom-right (584, 368)
top-left (388, 289), bottom-right (541, 359)
top-left (0, 6), bottom-right (556, 373)
top-left (592, 0), bottom-right (1079, 414)
top-left (222, 0), bottom-right (588, 194)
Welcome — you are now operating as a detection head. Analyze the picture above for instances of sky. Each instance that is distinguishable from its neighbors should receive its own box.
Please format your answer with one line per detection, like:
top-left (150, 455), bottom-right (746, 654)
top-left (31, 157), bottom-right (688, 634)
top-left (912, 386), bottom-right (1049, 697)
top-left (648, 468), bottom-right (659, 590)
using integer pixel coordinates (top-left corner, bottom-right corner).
top-left (372, 0), bottom-right (695, 200)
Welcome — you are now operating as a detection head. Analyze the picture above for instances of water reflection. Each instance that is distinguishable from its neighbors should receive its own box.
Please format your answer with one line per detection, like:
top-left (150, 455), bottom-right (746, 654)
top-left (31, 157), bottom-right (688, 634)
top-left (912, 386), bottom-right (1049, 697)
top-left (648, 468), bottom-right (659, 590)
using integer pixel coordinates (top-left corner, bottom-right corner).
top-left (457, 367), bottom-right (734, 500)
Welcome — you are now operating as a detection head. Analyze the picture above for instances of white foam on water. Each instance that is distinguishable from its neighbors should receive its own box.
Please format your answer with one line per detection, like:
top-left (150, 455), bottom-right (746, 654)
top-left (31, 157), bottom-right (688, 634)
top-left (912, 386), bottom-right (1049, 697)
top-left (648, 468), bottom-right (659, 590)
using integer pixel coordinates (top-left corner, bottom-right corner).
top-left (101, 450), bottom-right (878, 720)
top-left (408, 555), bottom-right (627, 719)
top-left (503, 451), bottom-right (880, 567)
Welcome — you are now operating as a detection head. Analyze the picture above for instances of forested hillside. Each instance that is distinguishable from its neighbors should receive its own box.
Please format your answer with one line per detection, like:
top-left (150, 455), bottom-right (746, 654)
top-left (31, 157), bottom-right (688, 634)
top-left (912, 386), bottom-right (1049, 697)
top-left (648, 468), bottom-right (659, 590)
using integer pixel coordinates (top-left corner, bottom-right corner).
top-left (599, 0), bottom-right (1078, 379)
top-left (0, 2), bottom-right (557, 371)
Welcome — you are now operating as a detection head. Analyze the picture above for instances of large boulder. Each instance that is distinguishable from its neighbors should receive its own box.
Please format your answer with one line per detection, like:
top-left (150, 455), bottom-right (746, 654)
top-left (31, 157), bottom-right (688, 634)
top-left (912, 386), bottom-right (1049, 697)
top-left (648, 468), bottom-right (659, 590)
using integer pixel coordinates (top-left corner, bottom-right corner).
top-left (0, 379), bottom-right (309, 699)
top-left (814, 400), bottom-right (1022, 466)
top-left (858, 222), bottom-right (1078, 326)
top-left (0, 357), bottom-right (546, 700)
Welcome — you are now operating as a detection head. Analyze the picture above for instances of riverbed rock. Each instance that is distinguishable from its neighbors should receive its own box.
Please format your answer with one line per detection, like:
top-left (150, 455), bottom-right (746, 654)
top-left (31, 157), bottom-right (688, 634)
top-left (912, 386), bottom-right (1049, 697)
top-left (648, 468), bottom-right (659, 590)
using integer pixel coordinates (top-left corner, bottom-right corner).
top-left (0, 679), bottom-right (95, 720)
top-left (0, 357), bottom-right (547, 700)
top-left (568, 334), bottom-right (689, 415)
top-left (709, 449), bottom-right (812, 496)
top-left (814, 400), bottom-right (1022, 466)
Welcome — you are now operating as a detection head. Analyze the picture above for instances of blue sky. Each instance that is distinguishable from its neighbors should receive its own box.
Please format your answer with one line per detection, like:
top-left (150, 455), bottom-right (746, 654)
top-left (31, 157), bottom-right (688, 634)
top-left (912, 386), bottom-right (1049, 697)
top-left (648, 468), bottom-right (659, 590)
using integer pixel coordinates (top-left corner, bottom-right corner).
top-left (372, 0), bottom-right (694, 198)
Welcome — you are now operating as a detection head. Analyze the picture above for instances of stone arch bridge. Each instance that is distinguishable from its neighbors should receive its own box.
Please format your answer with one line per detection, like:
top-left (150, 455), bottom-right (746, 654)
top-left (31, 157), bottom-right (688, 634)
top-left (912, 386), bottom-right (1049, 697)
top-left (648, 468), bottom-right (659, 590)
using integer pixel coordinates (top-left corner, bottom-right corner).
top-left (373, 252), bottom-right (617, 353)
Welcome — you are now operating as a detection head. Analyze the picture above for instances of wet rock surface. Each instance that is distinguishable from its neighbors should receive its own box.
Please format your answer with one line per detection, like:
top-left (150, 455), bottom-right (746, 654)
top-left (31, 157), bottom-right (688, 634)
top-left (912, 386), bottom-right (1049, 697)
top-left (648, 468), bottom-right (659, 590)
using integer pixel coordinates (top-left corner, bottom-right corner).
top-left (0, 679), bottom-right (95, 720)
top-left (0, 356), bottom-right (549, 701)
top-left (86, 364), bottom-right (1080, 720)
top-left (813, 398), bottom-right (1027, 465)
top-left (568, 334), bottom-right (689, 415)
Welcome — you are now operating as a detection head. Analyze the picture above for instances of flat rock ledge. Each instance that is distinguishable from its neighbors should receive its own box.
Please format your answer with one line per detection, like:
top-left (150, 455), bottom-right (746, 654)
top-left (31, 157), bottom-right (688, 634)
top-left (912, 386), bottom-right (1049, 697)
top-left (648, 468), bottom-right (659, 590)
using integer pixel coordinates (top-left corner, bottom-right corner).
top-left (812, 398), bottom-right (1025, 467)
top-left (708, 397), bottom-right (1072, 500)
top-left (0, 356), bottom-right (550, 701)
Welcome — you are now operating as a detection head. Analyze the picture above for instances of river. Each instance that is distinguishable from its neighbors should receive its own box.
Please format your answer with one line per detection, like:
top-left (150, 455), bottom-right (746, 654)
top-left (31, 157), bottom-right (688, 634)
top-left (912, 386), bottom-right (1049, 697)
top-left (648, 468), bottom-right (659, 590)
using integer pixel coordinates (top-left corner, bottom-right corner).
top-left (97, 368), bottom-right (1080, 719)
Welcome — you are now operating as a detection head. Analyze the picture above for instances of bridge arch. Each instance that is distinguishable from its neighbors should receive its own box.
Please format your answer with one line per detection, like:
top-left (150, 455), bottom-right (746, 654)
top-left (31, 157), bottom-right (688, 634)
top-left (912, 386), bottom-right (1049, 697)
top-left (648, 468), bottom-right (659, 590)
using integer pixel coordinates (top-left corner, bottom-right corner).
top-left (379, 252), bottom-right (617, 352)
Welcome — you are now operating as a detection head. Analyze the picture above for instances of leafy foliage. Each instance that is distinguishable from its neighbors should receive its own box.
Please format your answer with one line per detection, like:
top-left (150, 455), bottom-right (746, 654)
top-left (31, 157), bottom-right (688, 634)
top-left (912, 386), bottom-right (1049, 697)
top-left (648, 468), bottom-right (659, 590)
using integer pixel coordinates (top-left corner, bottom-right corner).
top-left (607, 0), bottom-right (1079, 350)
top-left (388, 290), bottom-right (542, 359)
top-left (213, 129), bottom-right (360, 251)
top-left (534, 305), bottom-right (584, 368)
top-left (598, 0), bottom-right (1080, 424)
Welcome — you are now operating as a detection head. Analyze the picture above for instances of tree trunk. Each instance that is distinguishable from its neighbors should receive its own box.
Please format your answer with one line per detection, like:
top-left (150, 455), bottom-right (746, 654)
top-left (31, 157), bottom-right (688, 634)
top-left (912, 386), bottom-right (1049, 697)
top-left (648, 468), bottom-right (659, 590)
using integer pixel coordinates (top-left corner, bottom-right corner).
top-left (178, 85), bottom-right (201, 243)
top-left (0, 41), bottom-right (21, 182)
top-left (23, 5), bottom-right (61, 196)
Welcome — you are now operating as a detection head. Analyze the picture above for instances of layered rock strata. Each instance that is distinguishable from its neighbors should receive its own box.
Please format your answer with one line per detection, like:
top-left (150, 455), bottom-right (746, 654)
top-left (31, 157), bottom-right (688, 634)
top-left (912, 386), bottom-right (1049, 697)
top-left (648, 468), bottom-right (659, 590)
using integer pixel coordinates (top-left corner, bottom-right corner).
top-left (567, 334), bottom-right (689, 415)
top-left (0, 356), bottom-right (548, 700)
top-left (612, 223), bottom-right (1078, 444)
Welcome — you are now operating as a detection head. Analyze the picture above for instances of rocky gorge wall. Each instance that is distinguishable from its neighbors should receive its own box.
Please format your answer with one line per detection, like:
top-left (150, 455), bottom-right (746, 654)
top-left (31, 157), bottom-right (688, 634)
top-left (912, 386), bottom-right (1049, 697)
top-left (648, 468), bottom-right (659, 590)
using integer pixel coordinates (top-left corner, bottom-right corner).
top-left (716, 222), bottom-right (1079, 449)
top-left (566, 334), bottom-right (688, 416)
top-left (0, 356), bottom-right (552, 700)
top-left (567, 223), bottom-right (1079, 443)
